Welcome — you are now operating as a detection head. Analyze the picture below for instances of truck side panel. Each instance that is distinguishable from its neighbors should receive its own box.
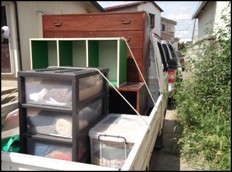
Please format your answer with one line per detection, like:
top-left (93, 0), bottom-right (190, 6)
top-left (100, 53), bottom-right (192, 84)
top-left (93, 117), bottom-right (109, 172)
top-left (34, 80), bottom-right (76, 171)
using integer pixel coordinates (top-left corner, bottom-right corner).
top-left (121, 95), bottom-right (164, 170)
top-left (1, 151), bottom-right (117, 171)
top-left (1, 95), bottom-right (163, 171)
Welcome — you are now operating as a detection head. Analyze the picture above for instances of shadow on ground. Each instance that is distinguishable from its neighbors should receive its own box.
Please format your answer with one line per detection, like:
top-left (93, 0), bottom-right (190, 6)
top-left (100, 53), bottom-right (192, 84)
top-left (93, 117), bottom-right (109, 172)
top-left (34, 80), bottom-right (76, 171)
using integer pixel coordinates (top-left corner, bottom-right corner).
top-left (149, 103), bottom-right (184, 171)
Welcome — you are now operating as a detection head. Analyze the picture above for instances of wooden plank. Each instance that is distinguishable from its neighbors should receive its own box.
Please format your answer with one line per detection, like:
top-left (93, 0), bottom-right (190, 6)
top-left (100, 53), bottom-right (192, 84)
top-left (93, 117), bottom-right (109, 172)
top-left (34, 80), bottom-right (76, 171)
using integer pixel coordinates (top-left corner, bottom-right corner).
top-left (43, 12), bottom-right (145, 32)
top-left (43, 31), bottom-right (144, 48)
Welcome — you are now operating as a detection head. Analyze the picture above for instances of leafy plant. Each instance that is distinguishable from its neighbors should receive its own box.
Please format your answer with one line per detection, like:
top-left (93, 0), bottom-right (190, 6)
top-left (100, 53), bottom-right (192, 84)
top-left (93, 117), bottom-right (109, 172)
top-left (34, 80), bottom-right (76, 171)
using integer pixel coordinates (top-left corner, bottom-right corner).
top-left (173, 7), bottom-right (231, 171)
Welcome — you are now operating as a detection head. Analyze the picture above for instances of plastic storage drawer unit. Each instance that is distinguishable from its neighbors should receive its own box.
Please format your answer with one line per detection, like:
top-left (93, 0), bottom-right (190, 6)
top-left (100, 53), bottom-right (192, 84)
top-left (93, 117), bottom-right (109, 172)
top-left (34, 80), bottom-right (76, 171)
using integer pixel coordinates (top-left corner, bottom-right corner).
top-left (18, 67), bottom-right (109, 163)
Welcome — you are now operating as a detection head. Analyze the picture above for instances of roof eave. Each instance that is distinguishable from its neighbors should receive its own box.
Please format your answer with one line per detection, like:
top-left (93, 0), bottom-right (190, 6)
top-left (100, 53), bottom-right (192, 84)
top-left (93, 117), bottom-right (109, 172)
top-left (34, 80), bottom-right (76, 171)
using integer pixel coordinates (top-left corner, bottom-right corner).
top-left (192, 1), bottom-right (208, 19)
top-left (104, 1), bottom-right (163, 12)
top-left (90, 1), bottom-right (105, 12)
top-left (152, 1), bottom-right (163, 12)
top-left (161, 17), bottom-right (177, 25)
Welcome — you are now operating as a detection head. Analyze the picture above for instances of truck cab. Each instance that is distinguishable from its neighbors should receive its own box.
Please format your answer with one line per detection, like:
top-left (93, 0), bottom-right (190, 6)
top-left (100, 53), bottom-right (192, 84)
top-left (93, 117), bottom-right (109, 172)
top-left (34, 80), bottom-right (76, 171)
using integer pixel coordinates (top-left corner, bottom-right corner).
top-left (161, 40), bottom-right (182, 95)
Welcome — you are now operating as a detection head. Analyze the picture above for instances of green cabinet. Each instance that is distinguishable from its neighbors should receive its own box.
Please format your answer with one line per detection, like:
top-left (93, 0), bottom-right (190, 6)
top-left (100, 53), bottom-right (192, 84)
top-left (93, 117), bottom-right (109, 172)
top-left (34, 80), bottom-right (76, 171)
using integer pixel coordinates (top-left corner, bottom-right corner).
top-left (30, 38), bottom-right (127, 87)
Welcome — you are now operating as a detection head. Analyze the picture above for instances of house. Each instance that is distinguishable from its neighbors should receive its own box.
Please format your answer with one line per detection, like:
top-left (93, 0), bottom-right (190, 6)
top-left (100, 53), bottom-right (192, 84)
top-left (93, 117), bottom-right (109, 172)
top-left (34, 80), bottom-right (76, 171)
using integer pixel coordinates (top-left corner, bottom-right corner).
top-left (185, 1), bottom-right (230, 63)
top-left (192, 1), bottom-right (231, 40)
top-left (160, 17), bottom-right (178, 50)
top-left (160, 17), bottom-right (177, 42)
top-left (104, 1), bottom-right (163, 37)
top-left (1, 1), bottom-right (104, 89)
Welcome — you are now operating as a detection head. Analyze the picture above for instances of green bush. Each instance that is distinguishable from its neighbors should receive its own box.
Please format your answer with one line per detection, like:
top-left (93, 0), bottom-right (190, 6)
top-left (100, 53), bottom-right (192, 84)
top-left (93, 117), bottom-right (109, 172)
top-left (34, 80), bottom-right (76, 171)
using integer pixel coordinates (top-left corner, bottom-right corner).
top-left (173, 12), bottom-right (231, 170)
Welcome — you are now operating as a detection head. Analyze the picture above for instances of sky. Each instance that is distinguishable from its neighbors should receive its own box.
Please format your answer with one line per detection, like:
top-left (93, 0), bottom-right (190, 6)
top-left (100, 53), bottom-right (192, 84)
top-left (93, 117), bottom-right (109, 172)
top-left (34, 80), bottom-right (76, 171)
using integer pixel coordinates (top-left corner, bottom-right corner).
top-left (98, 1), bottom-right (202, 42)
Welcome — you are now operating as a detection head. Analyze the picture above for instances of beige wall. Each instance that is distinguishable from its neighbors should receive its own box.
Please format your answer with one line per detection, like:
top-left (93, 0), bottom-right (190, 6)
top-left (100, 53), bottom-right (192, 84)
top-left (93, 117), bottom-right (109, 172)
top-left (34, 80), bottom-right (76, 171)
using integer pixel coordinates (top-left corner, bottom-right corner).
top-left (137, 2), bottom-right (161, 36)
top-left (17, 1), bottom-right (99, 71)
top-left (2, 1), bottom-right (19, 88)
top-left (1, 1), bottom-right (100, 88)
top-left (161, 19), bottom-right (176, 42)
top-left (197, 1), bottom-right (230, 39)
top-left (197, 2), bottom-right (216, 38)
top-left (214, 1), bottom-right (231, 29)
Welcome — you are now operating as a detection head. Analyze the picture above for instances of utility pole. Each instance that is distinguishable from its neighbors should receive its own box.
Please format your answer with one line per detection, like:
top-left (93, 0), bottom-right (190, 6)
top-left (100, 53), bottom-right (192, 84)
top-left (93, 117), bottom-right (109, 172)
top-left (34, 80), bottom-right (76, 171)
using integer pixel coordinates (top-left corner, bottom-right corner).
top-left (192, 18), bottom-right (196, 42)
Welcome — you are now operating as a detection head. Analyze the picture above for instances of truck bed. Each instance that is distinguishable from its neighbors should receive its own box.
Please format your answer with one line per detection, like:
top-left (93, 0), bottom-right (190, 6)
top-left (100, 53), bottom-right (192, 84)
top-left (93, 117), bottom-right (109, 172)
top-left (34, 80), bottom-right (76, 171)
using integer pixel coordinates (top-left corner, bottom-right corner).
top-left (1, 95), bottom-right (164, 171)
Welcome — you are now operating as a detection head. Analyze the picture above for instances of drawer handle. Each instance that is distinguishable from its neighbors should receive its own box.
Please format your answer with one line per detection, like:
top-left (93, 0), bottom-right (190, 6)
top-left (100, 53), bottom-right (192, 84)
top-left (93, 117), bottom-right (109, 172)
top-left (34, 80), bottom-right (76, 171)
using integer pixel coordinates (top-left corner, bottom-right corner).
top-left (121, 19), bottom-right (131, 24)
top-left (53, 21), bottom-right (62, 27)
top-left (127, 37), bottom-right (131, 42)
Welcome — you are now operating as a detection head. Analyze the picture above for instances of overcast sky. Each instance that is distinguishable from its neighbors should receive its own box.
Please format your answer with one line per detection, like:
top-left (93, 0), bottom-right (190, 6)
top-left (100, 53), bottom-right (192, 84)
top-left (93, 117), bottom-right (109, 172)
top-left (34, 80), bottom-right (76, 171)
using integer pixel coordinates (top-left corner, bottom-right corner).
top-left (98, 1), bottom-right (202, 42)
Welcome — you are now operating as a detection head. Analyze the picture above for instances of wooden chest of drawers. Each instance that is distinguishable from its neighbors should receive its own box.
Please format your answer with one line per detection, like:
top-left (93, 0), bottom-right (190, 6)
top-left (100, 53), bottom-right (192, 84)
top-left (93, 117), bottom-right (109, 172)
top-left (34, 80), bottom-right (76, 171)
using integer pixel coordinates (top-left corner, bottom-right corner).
top-left (43, 11), bottom-right (151, 83)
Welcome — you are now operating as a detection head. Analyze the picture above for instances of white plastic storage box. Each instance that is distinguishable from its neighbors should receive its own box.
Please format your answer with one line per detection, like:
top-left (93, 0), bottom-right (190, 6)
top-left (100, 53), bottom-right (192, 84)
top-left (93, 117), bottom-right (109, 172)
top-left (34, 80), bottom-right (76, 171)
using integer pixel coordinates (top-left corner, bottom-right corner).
top-left (89, 113), bottom-right (149, 169)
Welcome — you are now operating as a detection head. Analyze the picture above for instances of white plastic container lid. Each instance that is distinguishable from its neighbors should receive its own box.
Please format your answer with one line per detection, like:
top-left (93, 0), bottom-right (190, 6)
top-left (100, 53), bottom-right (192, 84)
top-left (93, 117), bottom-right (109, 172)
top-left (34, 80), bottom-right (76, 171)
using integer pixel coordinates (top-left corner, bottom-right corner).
top-left (89, 113), bottom-right (149, 143)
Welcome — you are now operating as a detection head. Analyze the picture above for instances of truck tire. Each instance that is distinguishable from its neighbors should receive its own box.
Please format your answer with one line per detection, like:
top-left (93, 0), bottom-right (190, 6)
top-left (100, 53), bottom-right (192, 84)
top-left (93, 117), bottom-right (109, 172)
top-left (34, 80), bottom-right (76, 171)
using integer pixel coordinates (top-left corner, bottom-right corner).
top-left (154, 130), bottom-right (164, 149)
top-left (154, 108), bottom-right (166, 149)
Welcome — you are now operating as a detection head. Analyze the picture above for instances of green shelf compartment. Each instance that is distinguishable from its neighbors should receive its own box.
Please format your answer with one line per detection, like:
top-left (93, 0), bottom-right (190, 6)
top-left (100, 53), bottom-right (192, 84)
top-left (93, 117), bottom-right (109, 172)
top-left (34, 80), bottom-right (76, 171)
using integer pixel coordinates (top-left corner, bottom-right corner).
top-left (30, 38), bottom-right (127, 87)
top-left (88, 39), bottom-right (127, 87)
top-left (30, 40), bottom-right (57, 69)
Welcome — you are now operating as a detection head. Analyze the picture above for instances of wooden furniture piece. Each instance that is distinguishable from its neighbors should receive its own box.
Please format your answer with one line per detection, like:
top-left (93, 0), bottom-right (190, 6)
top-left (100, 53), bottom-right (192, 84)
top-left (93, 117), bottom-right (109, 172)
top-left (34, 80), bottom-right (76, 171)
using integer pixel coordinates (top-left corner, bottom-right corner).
top-left (109, 82), bottom-right (148, 115)
top-left (30, 38), bottom-right (127, 87)
top-left (42, 11), bottom-right (151, 83)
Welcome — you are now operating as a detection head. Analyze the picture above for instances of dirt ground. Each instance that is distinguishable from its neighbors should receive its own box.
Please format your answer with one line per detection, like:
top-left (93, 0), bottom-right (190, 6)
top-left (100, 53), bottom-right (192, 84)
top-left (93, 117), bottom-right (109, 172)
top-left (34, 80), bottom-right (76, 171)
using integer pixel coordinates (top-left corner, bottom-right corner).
top-left (149, 107), bottom-right (198, 171)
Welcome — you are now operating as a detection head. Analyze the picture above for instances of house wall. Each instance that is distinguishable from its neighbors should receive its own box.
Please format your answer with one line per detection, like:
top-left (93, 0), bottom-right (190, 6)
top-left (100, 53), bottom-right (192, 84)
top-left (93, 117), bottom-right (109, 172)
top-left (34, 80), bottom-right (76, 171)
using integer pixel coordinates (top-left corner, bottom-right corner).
top-left (172, 42), bottom-right (178, 51)
top-left (197, 1), bottom-right (230, 39)
top-left (17, 1), bottom-right (100, 71)
top-left (104, 6), bottom-right (137, 12)
top-left (2, 1), bottom-right (20, 88)
top-left (1, 1), bottom-right (100, 88)
top-left (137, 3), bottom-right (161, 36)
top-left (214, 1), bottom-right (231, 31)
top-left (197, 2), bottom-right (216, 38)
top-left (161, 19), bottom-right (176, 42)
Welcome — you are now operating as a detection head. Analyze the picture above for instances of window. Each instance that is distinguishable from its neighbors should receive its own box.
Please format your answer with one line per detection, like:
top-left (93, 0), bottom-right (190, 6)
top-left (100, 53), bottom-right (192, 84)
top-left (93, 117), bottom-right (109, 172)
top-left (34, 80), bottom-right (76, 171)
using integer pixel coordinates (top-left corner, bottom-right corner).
top-left (1, 6), bottom-right (11, 73)
top-left (161, 24), bottom-right (165, 31)
top-left (161, 44), bottom-right (170, 61)
top-left (157, 42), bottom-right (168, 71)
top-left (1, 2), bottom-right (17, 75)
top-left (168, 43), bottom-right (178, 60)
top-left (149, 13), bottom-right (155, 29)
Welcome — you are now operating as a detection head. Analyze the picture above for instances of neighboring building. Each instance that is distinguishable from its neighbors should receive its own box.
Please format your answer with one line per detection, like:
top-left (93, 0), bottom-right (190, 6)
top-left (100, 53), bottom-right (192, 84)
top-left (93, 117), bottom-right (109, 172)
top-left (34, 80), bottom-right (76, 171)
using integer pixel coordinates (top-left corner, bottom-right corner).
top-left (161, 17), bottom-right (178, 50)
top-left (186, 1), bottom-right (230, 63)
top-left (1, 1), bottom-right (103, 88)
top-left (192, 1), bottom-right (231, 40)
top-left (104, 1), bottom-right (163, 36)
top-left (161, 17), bottom-right (177, 42)
top-left (172, 37), bottom-right (180, 51)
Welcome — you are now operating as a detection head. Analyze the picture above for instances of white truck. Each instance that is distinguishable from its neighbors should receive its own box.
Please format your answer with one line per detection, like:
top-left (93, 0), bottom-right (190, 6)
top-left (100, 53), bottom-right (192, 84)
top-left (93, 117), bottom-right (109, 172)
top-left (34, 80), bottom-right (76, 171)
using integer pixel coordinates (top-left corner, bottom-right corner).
top-left (1, 11), bottom-right (169, 171)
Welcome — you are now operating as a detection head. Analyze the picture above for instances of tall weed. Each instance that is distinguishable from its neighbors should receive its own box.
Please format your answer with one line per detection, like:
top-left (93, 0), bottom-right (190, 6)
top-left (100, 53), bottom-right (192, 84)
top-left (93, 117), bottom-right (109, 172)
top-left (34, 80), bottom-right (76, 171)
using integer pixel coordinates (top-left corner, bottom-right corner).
top-left (174, 9), bottom-right (231, 170)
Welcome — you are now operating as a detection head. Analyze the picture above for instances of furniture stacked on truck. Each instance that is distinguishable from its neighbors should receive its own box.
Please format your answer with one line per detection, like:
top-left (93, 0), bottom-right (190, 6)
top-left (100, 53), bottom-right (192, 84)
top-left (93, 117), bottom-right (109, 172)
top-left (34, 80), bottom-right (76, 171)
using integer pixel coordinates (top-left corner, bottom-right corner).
top-left (42, 11), bottom-right (152, 115)
top-left (1, 11), bottom-right (168, 170)
top-left (18, 67), bottom-right (109, 162)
